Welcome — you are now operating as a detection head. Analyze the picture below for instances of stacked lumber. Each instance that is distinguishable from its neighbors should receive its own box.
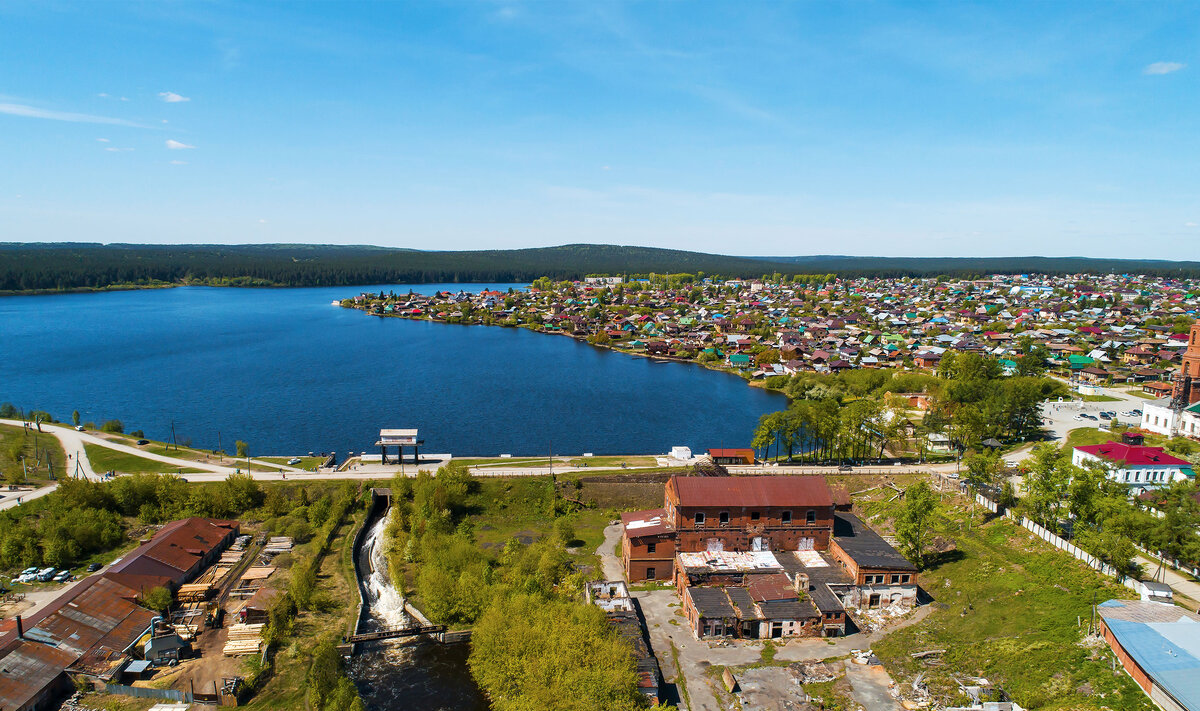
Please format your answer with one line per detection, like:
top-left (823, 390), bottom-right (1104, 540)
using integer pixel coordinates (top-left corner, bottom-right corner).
top-left (219, 551), bottom-right (243, 565)
top-left (263, 537), bottom-right (293, 555)
top-left (222, 623), bottom-right (265, 656)
top-left (177, 583), bottom-right (212, 603)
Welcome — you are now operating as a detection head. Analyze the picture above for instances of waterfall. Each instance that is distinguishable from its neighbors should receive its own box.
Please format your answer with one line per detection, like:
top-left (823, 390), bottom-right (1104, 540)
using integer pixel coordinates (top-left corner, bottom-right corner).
top-left (361, 507), bottom-right (410, 629)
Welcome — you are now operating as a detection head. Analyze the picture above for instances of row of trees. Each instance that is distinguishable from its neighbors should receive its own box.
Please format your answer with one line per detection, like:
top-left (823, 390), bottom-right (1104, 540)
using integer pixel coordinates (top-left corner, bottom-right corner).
top-left (754, 353), bottom-right (1068, 464)
top-left (0, 473), bottom-right (270, 570)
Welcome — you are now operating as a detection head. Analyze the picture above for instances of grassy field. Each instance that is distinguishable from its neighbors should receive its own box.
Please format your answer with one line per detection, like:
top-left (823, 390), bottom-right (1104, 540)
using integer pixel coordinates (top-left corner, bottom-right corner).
top-left (861, 489), bottom-right (1153, 710)
top-left (0, 423), bottom-right (68, 484)
top-left (1062, 427), bottom-right (1120, 449)
top-left (1078, 393), bottom-right (1121, 402)
top-left (83, 444), bottom-right (207, 475)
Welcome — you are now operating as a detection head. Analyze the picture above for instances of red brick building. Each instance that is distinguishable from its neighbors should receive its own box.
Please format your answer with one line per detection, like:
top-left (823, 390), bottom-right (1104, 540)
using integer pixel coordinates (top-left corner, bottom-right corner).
top-left (622, 475), bottom-right (835, 583)
top-left (1172, 321), bottom-right (1200, 405)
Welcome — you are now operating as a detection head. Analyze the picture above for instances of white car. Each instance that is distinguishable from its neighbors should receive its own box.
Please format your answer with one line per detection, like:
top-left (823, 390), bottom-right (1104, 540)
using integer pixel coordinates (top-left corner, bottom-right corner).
top-left (287, 458), bottom-right (302, 466)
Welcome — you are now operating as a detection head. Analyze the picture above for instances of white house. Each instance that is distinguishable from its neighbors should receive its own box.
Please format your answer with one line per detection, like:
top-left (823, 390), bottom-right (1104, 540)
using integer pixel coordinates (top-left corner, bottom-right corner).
top-left (1141, 400), bottom-right (1200, 438)
top-left (1071, 442), bottom-right (1194, 493)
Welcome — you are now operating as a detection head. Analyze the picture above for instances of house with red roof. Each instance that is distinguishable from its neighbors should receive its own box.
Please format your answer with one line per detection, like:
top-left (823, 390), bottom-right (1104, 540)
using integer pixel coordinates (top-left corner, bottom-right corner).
top-left (1071, 442), bottom-right (1194, 492)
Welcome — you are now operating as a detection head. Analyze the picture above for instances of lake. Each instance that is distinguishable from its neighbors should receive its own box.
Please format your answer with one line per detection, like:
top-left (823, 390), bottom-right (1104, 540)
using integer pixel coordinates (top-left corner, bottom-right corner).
top-left (0, 285), bottom-right (785, 457)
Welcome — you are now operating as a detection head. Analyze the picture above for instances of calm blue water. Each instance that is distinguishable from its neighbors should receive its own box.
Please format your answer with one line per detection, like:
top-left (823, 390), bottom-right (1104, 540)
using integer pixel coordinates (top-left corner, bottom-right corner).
top-left (0, 285), bottom-right (784, 457)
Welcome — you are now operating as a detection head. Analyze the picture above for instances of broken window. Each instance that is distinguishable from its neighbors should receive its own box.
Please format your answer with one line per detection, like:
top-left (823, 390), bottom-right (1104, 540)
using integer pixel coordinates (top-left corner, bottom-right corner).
top-left (694, 512), bottom-right (705, 527)
top-left (751, 511), bottom-right (761, 521)
top-left (781, 510), bottom-right (792, 524)
top-left (647, 542), bottom-right (656, 554)
top-left (806, 509), bottom-right (816, 524)
top-left (646, 567), bottom-right (656, 580)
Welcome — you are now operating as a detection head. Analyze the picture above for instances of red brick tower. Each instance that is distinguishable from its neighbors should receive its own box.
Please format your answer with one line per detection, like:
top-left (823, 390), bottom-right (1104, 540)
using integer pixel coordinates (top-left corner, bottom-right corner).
top-left (1172, 321), bottom-right (1200, 405)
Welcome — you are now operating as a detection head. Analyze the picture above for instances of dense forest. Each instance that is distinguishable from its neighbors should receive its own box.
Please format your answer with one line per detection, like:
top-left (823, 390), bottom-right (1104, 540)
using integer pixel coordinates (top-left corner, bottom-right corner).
top-left (3, 243), bottom-right (1200, 292)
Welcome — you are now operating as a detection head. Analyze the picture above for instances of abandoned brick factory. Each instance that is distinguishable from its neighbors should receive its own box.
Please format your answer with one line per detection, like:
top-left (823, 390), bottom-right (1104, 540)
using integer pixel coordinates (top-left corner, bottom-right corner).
top-left (621, 475), bottom-right (918, 639)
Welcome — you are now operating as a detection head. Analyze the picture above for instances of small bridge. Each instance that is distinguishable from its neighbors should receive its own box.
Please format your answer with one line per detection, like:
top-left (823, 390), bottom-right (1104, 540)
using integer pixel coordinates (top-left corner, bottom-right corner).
top-left (346, 623), bottom-right (447, 643)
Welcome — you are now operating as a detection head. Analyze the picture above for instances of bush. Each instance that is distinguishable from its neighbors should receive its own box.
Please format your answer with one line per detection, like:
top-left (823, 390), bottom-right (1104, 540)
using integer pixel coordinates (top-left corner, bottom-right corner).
top-left (100, 420), bottom-right (124, 434)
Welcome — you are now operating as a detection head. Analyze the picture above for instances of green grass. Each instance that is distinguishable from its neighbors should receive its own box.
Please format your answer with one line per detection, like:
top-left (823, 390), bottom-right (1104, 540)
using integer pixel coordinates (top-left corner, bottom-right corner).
top-left (864, 494), bottom-right (1153, 710)
top-left (0, 423), bottom-right (68, 485)
top-left (1079, 393), bottom-right (1120, 402)
top-left (454, 455), bottom-right (659, 468)
top-left (1062, 427), bottom-right (1119, 449)
top-left (1124, 390), bottom-right (1157, 400)
top-left (83, 444), bottom-right (206, 475)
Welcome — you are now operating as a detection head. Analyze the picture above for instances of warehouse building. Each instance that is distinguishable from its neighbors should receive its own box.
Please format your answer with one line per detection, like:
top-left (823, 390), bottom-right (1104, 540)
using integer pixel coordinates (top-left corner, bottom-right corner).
top-left (1096, 599), bottom-right (1200, 711)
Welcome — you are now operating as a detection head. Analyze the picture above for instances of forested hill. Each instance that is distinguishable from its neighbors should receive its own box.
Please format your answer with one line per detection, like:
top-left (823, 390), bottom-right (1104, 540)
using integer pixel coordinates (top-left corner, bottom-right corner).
top-left (2, 242), bottom-right (1199, 292)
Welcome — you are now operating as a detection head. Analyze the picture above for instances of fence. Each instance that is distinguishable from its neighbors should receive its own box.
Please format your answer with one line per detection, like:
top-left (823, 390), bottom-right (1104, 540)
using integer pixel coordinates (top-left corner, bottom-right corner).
top-left (960, 482), bottom-right (1133, 589)
top-left (106, 684), bottom-right (191, 703)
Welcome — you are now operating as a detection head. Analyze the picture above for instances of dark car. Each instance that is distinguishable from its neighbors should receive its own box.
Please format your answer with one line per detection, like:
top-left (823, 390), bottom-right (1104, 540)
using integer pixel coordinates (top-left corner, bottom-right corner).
top-left (136, 439), bottom-right (150, 446)
top-left (87, 562), bottom-right (102, 572)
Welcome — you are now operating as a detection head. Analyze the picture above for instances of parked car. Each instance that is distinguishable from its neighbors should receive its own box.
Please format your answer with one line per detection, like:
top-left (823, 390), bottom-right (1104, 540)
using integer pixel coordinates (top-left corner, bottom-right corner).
top-left (21, 566), bottom-right (39, 576)
top-left (136, 439), bottom-right (150, 446)
top-left (52, 571), bottom-right (71, 583)
top-left (36, 567), bottom-right (57, 582)
top-left (74, 425), bottom-right (84, 431)
top-left (87, 562), bottom-right (102, 572)
top-left (287, 457), bottom-right (302, 465)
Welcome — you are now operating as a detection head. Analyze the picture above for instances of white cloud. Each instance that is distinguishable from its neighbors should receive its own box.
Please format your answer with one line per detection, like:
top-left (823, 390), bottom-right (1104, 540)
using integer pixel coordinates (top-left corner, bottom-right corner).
top-left (258, 219), bottom-right (267, 224)
top-left (1144, 61), bottom-right (1185, 75)
top-left (104, 147), bottom-right (134, 152)
top-left (169, 160), bottom-right (188, 165)
top-left (165, 139), bottom-right (194, 150)
top-left (0, 102), bottom-right (148, 127)
top-left (1186, 221), bottom-right (1198, 228)
top-left (119, 97), bottom-right (129, 102)
top-left (97, 93), bottom-right (109, 98)
top-left (158, 91), bottom-right (190, 103)
top-left (97, 138), bottom-right (110, 142)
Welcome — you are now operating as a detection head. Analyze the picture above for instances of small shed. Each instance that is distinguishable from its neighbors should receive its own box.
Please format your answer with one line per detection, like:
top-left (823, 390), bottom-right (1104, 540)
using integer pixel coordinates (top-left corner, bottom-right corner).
top-left (120, 660), bottom-right (153, 683)
top-left (144, 632), bottom-right (187, 663)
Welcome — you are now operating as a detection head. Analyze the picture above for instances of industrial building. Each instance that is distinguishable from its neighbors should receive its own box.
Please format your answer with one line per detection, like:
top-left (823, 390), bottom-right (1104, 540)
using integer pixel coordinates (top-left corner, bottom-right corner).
top-left (0, 518), bottom-right (239, 711)
top-left (1096, 599), bottom-right (1200, 711)
top-left (622, 475), bottom-right (917, 640)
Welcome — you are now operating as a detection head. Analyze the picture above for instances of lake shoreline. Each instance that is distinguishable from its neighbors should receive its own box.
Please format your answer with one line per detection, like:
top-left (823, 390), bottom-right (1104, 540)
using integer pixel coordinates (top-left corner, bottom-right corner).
top-left (340, 303), bottom-right (793, 401)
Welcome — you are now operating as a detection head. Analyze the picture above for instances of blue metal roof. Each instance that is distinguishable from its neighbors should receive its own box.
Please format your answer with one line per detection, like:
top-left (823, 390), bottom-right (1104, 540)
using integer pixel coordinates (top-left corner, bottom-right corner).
top-left (1099, 601), bottom-right (1200, 710)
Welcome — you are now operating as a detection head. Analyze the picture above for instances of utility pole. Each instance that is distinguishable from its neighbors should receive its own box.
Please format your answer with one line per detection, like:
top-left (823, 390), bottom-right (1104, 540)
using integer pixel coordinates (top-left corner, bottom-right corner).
top-left (217, 431), bottom-right (223, 461)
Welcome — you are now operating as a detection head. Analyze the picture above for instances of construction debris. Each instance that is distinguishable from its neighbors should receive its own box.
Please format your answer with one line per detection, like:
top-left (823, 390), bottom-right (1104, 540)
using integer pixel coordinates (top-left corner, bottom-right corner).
top-left (787, 661), bottom-right (839, 684)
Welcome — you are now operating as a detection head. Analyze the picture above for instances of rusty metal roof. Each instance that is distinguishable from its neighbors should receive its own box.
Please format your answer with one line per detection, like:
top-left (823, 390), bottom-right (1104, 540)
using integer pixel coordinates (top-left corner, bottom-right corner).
top-left (620, 508), bottom-right (673, 538)
top-left (108, 517), bottom-right (237, 583)
top-left (747, 573), bottom-right (797, 603)
top-left (668, 475), bottom-right (833, 508)
top-left (0, 640), bottom-right (75, 711)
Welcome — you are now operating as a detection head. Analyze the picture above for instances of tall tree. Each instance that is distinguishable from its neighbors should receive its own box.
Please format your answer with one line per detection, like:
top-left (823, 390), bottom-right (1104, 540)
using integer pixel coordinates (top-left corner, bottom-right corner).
top-left (895, 481), bottom-right (938, 569)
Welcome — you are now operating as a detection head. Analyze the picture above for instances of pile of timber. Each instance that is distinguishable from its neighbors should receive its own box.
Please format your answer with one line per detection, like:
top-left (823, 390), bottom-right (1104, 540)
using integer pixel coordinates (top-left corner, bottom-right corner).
top-left (263, 537), bottom-right (293, 555)
top-left (222, 623), bottom-right (265, 656)
top-left (177, 583), bottom-right (212, 603)
top-left (219, 550), bottom-right (244, 566)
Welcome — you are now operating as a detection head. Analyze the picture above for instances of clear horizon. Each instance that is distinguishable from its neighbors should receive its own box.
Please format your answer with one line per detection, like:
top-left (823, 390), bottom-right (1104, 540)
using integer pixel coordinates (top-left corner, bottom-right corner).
top-left (1, 2), bottom-right (1196, 258)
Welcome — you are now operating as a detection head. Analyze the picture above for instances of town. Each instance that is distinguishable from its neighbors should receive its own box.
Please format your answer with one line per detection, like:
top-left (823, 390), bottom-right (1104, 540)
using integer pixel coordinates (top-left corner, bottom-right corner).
top-left (2, 280), bottom-right (1199, 711)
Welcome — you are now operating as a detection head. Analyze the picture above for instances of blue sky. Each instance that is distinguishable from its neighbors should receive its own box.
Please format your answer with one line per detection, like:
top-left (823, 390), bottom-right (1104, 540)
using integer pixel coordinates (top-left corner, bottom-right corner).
top-left (0, 2), bottom-right (1196, 257)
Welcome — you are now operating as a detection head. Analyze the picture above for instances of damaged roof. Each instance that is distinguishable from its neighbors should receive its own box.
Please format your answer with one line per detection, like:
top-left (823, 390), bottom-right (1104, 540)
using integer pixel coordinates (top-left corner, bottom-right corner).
top-left (832, 512), bottom-right (917, 571)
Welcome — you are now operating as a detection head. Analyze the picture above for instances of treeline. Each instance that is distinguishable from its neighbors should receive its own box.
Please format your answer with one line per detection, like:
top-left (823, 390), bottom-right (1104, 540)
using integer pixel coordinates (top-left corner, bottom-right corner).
top-left (386, 464), bottom-right (663, 711)
top-left (753, 353), bottom-right (1068, 463)
top-left (0, 473), bottom-right (351, 571)
top-left (4, 243), bottom-right (1200, 292)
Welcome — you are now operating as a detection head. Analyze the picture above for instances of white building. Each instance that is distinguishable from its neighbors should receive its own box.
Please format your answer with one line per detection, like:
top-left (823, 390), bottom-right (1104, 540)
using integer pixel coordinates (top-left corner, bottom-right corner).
top-left (1141, 399), bottom-right (1200, 438)
top-left (1072, 442), bottom-right (1195, 493)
